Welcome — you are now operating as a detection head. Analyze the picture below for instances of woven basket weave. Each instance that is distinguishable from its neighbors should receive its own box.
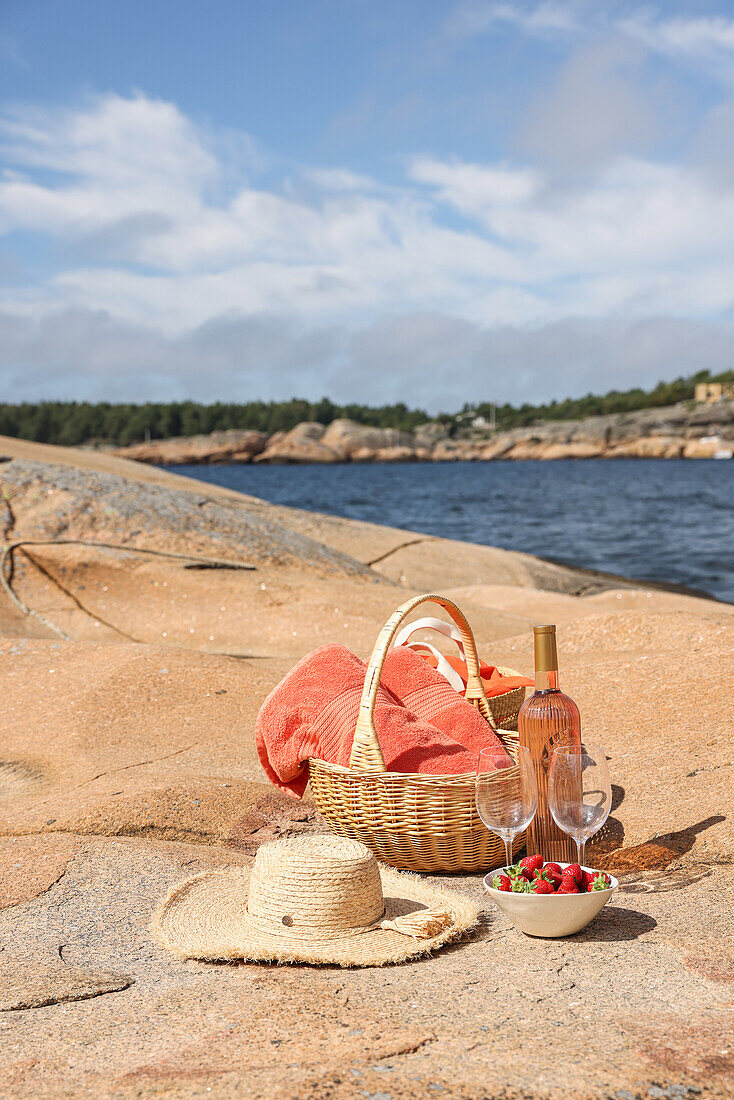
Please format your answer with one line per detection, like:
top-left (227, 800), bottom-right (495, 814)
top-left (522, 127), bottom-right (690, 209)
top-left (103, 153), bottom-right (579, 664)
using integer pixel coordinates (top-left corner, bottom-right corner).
top-left (473, 664), bottom-right (524, 729)
top-left (308, 593), bottom-right (527, 872)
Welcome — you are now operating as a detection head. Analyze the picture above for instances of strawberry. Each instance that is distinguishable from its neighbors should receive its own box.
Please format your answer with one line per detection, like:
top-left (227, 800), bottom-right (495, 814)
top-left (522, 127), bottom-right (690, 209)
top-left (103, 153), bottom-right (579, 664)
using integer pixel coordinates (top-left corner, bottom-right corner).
top-left (491, 874), bottom-right (512, 892)
top-left (533, 866), bottom-right (561, 890)
top-left (544, 862), bottom-right (562, 877)
top-left (519, 854), bottom-right (544, 876)
top-left (529, 878), bottom-right (555, 894)
top-left (509, 866), bottom-right (535, 884)
top-left (557, 880), bottom-right (580, 894)
top-left (587, 872), bottom-right (611, 892)
top-left (511, 876), bottom-right (531, 893)
top-left (563, 863), bottom-right (585, 888)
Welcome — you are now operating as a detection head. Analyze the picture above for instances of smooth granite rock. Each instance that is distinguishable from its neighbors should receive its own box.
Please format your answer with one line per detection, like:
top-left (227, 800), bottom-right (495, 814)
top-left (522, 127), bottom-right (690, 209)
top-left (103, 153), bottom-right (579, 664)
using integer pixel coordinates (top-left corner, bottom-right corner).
top-left (0, 438), bottom-right (730, 1097)
top-left (0, 839), bottom-right (730, 1097)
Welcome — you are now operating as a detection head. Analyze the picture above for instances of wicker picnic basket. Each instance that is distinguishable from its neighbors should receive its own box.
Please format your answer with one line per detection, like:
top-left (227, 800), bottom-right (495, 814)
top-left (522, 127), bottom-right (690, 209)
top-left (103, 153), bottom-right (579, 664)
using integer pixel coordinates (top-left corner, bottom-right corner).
top-left (308, 593), bottom-right (527, 872)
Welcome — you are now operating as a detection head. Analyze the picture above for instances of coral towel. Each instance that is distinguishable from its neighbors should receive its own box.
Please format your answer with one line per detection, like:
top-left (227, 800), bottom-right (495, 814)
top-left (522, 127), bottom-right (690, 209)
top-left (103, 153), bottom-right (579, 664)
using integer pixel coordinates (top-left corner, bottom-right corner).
top-left (255, 643), bottom-right (482, 797)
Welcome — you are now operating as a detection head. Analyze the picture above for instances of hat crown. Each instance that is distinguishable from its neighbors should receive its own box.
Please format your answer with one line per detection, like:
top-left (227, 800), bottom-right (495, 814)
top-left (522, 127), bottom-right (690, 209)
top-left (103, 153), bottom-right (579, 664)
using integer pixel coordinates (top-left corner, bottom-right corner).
top-left (247, 835), bottom-right (385, 939)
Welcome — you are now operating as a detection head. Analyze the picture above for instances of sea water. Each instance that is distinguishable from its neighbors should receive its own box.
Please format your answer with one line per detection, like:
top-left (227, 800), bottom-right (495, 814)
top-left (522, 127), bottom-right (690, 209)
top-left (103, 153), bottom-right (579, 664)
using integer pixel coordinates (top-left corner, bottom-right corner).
top-left (168, 458), bottom-right (734, 604)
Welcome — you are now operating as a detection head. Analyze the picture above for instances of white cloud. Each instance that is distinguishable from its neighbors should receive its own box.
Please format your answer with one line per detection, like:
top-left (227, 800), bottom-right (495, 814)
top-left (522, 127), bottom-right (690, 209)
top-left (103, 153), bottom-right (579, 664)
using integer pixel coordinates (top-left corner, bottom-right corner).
top-left (347, 312), bottom-right (734, 408)
top-left (448, 1), bottom-right (581, 39)
top-left (692, 96), bottom-right (734, 176)
top-left (0, 93), bottom-right (216, 188)
top-left (515, 35), bottom-right (661, 171)
top-left (410, 158), bottom-right (540, 208)
top-left (0, 306), bottom-right (343, 403)
top-left (1, 306), bottom-right (731, 411)
top-left (409, 154), bottom-right (734, 307)
top-left (449, 3), bottom-right (734, 77)
top-left (0, 91), bottom-right (732, 405)
top-left (0, 94), bottom-right (214, 238)
top-left (620, 11), bottom-right (734, 62)
top-left (303, 167), bottom-right (382, 193)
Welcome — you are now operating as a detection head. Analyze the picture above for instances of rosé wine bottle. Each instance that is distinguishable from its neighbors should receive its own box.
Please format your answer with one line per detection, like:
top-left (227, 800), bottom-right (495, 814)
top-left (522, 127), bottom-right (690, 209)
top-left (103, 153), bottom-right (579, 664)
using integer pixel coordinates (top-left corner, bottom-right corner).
top-left (518, 624), bottom-right (581, 862)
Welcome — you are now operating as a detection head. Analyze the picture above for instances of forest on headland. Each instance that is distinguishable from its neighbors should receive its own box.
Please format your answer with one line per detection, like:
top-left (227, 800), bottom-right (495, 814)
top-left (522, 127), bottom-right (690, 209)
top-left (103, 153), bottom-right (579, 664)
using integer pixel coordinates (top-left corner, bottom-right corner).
top-left (0, 369), bottom-right (732, 447)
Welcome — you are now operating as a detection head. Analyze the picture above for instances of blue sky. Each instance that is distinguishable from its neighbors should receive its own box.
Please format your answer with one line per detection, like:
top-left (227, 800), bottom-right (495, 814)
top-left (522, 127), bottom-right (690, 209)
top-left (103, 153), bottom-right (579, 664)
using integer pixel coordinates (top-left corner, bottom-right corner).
top-left (1, 0), bottom-right (733, 409)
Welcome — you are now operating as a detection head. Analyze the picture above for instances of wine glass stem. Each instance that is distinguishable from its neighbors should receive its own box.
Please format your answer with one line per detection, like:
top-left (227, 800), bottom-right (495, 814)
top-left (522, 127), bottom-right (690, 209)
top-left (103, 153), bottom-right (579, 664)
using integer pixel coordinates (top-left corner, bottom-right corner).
top-left (576, 838), bottom-right (585, 866)
top-left (504, 836), bottom-right (514, 869)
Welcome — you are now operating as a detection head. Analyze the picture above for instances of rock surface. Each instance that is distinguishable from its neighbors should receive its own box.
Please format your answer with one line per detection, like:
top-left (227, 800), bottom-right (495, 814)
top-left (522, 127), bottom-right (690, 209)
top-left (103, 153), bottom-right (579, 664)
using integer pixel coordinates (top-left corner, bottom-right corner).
top-left (0, 435), bottom-right (730, 1098)
top-left (0, 837), bottom-right (731, 1098)
top-left (253, 421), bottom-right (344, 464)
top-left (108, 429), bottom-right (268, 465)
top-left (109, 401), bottom-right (734, 464)
top-left (321, 419), bottom-right (416, 459)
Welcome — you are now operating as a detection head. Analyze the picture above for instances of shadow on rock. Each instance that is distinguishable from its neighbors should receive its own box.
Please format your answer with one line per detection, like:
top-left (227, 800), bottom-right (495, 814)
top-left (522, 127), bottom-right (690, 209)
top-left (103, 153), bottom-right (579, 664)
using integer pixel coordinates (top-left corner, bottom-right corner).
top-left (589, 783), bottom-right (625, 860)
top-left (572, 905), bottom-right (657, 942)
top-left (0, 759), bottom-right (46, 802)
top-left (617, 863), bottom-right (713, 894)
top-left (597, 814), bottom-right (726, 873)
top-left (226, 794), bottom-right (320, 855)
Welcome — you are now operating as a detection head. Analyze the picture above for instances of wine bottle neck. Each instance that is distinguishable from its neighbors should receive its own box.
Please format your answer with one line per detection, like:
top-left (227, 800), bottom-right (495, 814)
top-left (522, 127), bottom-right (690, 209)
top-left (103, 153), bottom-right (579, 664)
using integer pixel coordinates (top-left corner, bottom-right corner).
top-left (535, 669), bottom-right (559, 691)
top-left (533, 625), bottom-right (559, 690)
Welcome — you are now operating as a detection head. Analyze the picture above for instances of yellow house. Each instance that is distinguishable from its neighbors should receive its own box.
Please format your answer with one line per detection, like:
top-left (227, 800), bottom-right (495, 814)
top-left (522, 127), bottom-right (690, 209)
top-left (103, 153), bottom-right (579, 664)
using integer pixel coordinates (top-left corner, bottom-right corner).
top-left (694, 382), bottom-right (734, 403)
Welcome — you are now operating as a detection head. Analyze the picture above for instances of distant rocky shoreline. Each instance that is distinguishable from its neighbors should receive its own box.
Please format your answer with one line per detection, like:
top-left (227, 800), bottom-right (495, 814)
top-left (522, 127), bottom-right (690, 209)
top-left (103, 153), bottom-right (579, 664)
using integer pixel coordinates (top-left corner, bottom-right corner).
top-left (112, 399), bottom-right (734, 465)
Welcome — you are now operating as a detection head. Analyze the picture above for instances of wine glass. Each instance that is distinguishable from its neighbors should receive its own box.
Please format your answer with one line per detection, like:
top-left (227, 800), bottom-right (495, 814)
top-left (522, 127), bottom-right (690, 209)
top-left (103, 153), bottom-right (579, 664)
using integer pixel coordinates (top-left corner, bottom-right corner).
top-left (547, 744), bottom-right (611, 867)
top-left (475, 745), bottom-right (538, 870)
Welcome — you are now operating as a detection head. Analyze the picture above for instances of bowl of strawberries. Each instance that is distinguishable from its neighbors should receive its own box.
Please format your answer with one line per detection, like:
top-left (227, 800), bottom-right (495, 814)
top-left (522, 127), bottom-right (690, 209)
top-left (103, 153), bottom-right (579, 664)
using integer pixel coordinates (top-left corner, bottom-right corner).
top-left (483, 855), bottom-right (617, 938)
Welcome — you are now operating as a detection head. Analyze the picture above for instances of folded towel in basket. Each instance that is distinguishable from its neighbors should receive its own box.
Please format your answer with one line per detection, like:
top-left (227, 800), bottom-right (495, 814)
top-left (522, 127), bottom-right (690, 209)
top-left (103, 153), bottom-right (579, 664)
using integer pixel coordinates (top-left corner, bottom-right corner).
top-left (255, 643), bottom-right (482, 797)
top-left (380, 644), bottom-right (512, 758)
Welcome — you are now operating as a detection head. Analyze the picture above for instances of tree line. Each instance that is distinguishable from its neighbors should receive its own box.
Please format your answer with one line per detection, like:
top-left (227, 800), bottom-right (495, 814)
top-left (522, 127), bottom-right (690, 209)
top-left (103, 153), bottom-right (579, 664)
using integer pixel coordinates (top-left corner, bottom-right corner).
top-left (0, 370), bottom-right (731, 446)
top-left (0, 398), bottom-right (428, 447)
top-left (459, 370), bottom-right (734, 433)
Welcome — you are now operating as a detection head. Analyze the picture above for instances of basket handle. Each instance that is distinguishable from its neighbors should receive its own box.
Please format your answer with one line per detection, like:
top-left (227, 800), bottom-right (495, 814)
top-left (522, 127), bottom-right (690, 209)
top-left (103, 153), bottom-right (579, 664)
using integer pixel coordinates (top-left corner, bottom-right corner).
top-left (350, 593), bottom-right (498, 771)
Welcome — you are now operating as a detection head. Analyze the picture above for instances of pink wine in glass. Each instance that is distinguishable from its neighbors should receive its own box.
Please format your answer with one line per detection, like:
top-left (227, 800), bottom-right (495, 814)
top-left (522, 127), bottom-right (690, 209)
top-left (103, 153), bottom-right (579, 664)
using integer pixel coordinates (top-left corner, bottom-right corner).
top-left (518, 625), bottom-right (581, 862)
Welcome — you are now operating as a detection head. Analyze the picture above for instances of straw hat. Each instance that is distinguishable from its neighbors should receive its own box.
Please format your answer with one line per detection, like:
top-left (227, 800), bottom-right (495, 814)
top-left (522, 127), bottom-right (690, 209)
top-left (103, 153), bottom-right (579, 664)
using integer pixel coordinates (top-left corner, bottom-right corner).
top-left (152, 834), bottom-right (479, 967)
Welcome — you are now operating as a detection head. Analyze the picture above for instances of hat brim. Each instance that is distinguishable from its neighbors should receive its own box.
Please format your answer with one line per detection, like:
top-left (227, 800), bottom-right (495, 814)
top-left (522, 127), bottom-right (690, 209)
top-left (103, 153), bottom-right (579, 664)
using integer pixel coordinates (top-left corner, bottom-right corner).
top-left (151, 863), bottom-right (479, 968)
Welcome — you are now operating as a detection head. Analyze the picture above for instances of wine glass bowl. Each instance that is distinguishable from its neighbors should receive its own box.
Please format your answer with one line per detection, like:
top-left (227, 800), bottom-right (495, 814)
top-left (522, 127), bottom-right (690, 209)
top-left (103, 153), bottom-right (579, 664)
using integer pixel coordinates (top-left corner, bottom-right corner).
top-left (547, 744), bottom-right (611, 867)
top-left (475, 745), bottom-right (538, 869)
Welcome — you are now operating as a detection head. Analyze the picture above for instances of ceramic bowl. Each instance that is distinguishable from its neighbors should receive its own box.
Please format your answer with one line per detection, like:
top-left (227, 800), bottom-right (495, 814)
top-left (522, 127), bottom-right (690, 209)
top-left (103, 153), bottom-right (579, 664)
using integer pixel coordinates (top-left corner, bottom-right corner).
top-left (483, 863), bottom-right (618, 938)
